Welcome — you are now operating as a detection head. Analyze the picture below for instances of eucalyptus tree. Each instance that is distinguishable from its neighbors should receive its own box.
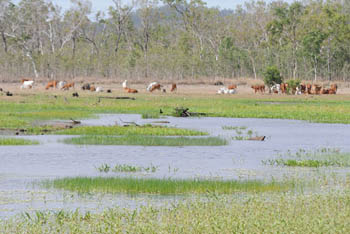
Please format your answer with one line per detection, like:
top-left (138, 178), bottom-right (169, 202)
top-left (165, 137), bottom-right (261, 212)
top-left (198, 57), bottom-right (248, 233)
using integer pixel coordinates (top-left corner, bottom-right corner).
top-left (267, 1), bottom-right (305, 79)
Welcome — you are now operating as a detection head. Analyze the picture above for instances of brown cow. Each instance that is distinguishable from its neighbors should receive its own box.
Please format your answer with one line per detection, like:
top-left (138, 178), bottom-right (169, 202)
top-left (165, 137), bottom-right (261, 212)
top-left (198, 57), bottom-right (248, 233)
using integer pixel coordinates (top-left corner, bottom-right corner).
top-left (170, 83), bottom-right (177, 92)
top-left (125, 87), bottom-right (138, 93)
top-left (45, 80), bottom-right (58, 90)
top-left (311, 84), bottom-right (322, 95)
top-left (280, 83), bottom-right (288, 94)
top-left (90, 85), bottom-right (96, 92)
top-left (150, 84), bottom-right (161, 92)
top-left (329, 84), bottom-right (338, 94)
top-left (228, 84), bottom-right (237, 90)
top-left (251, 85), bottom-right (265, 94)
top-left (62, 82), bottom-right (75, 90)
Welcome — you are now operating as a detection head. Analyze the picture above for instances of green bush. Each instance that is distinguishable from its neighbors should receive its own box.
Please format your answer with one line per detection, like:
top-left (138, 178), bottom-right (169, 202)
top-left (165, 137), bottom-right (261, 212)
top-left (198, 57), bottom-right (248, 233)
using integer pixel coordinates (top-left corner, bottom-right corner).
top-left (286, 79), bottom-right (301, 94)
top-left (263, 66), bottom-right (283, 87)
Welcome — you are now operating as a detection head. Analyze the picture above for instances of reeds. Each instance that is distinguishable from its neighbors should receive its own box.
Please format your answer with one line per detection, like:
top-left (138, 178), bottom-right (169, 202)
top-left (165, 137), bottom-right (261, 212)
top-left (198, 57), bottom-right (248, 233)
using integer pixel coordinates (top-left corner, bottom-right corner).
top-left (43, 177), bottom-right (291, 195)
top-left (0, 137), bottom-right (39, 145)
top-left (63, 135), bottom-right (227, 146)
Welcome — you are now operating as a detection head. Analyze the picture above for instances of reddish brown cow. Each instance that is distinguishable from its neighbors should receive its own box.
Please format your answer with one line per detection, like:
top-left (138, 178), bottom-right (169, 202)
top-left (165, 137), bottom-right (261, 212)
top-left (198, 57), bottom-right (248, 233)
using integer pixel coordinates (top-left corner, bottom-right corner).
top-left (329, 84), bottom-right (338, 94)
top-left (280, 83), bottom-right (288, 94)
top-left (89, 85), bottom-right (96, 92)
top-left (125, 87), bottom-right (138, 93)
top-left (228, 84), bottom-right (237, 90)
top-left (170, 83), bottom-right (177, 92)
top-left (150, 84), bottom-right (161, 92)
top-left (45, 80), bottom-right (58, 90)
top-left (251, 85), bottom-right (265, 94)
top-left (62, 82), bottom-right (75, 90)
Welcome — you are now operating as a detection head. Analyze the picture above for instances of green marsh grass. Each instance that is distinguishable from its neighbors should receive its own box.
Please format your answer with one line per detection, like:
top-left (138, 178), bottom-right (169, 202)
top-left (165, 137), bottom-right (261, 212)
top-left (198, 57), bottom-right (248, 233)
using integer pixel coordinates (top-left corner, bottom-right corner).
top-left (263, 148), bottom-right (350, 167)
top-left (63, 135), bottom-right (227, 146)
top-left (43, 177), bottom-right (291, 195)
top-left (0, 138), bottom-right (39, 145)
top-left (2, 194), bottom-right (350, 233)
top-left (2, 94), bottom-right (350, 132)
top-left (56, 125), bottom-right (207, 136)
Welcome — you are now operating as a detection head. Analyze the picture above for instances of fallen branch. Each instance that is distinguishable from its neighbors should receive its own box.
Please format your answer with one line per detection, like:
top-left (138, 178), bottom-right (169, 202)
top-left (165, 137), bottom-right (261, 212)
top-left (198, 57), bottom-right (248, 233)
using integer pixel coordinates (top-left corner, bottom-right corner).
top-left (99, 96), bottom-right (136, 101)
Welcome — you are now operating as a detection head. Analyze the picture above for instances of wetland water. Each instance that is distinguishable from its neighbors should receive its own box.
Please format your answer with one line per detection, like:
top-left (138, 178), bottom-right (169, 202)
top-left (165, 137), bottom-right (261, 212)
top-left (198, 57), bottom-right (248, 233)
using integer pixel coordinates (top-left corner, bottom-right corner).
top-left (1, 114), bottom-right (350, 217)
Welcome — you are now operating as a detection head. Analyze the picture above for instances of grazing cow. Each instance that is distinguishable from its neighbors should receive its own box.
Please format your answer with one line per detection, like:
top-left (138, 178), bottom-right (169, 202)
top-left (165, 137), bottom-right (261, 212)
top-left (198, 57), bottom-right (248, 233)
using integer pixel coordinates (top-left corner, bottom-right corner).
top-left (270, 84), bottom-right (281, 94)
top-left (251, 85), bottom-right (265, 94)
top-left (228, 84), bottom-right (237, 90)
top-left (311, 84), bottom-right (322, 95)
top-left (21, 78), bottom-right (30, 83)
top-left (148, 83), bottom-right (161, 92)
top-left (280, 83), bottom-right (288, 94)
top-left (20, 80), bottom-right (34, 89)
top-left (171, 83), bottom-right (177, 92)
top-left (45, 80), bottom-right (58, 90)
top-left (329, 84), bottom-right (338, 94)
top-left (72, 92), bottom-right (79, 97)
top-left (125, 87), bottom-right (138, 93)
top-left (217, 87), bottom-right (235, 94)
top-left (58, 81), bottom-right (67, 89)
top-left (62, 82), bottom-right (75, 90)
top-left (300, 83), bottom-right (307, 94)
top-left (81, 83), bottom-right (91, 90)
top-left (122, 80), bottom-right (128, 89)
top-left (214, 81), bottom-right (224, 86)
top-left (305, 84), bottom-right (312, 94)
top-left (147, 82), bottom-right (158, 92)
top-left (95, 87), bottom-right (103, 92)
top-left (90, 85), bottom-right (96, 92)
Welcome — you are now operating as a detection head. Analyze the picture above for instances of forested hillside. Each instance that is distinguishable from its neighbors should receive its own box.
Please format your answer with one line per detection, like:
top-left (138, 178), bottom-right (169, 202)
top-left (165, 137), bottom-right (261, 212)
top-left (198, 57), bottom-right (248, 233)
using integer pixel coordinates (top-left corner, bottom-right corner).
top-left (0, 0), bottom-right (349, 82)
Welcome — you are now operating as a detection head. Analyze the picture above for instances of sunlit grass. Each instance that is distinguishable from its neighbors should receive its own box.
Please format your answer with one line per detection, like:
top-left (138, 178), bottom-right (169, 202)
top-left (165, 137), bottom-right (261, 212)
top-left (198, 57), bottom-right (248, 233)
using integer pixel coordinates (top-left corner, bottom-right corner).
top-left (43, 177), bottom-right (291, 195)
top-left (56, 125), bottom-right (207, 136)
top-left (1, 93), bottom-right (350, 132)
top-left (0, 137), bottom-right (39, 145)
top-left (63, 135), bottom-right (227, 146)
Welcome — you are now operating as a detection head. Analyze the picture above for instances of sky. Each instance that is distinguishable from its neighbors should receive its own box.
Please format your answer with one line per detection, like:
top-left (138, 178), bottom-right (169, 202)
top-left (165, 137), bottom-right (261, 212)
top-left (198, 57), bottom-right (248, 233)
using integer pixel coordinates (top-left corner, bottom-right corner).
top-left (12, 0), bottom-right (294, 14)
top-left (13, 0), bottom-right (292, 12)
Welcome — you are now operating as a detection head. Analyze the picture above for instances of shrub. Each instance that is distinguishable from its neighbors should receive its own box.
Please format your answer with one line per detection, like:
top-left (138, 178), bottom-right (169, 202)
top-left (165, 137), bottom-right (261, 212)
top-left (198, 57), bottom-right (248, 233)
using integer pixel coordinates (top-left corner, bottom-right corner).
top-left (286, 79), bottom-right (301, 94)
top-left (263, 66), bottom-right (283, 87)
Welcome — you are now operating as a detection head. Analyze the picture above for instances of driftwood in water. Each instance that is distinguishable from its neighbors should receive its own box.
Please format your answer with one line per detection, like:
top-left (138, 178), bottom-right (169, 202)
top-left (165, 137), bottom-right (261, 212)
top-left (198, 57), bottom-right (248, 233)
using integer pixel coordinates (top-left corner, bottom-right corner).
top-left (248, 136), bottom-right (266, 141)
top-left (173, 107), bottom-right (208, 117)
top-left (70, 118), bottom-right (81, 125)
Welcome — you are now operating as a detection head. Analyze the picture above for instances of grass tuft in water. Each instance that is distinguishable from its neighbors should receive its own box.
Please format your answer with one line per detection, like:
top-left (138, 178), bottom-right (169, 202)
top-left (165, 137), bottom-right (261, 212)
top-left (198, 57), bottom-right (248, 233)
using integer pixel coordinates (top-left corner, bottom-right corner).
top-left (56, 125), bottom-right (207, 136)
top-left (0, 138), bottom-right (39, 145)
top-left (63, 135), bottom-right (227, 146)
top-left (263, 148), bottom-right (350, 167)
top-left (43, 177), bottom-right (291, 195)
top-left (96, 164), bottom-right (159, 173)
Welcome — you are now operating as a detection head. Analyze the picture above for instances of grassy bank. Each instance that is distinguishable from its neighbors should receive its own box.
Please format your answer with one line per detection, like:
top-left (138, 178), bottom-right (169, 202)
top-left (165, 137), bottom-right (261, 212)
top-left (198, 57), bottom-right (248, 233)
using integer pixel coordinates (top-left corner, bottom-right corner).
top-left (0, 138), bottom-right (39, 145)
top-left (63, 135), bottom-right (227, 146)
top-left (56, 125), bottom-right (207, 136)
top-left (1, 94), bottom-right (350, 132)
top-left (43, 177), bottom-right (291, 195)
top-left (2, 193), bottom-right (350, 233)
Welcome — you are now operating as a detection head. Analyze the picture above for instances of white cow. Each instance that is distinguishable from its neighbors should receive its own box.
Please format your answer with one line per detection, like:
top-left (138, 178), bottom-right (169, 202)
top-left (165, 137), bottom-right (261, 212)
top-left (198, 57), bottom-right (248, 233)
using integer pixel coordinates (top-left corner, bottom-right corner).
top-left (147, 82), bottom-right (158, 91)
top-left (57, 81), bottom-right (67, 89)
top-left (122, 80), bottom-right (128, 89)
top-left (270, 84), bottom-right (281, 94)
top-left (217, 87), bottom-right (236, 94)
top-left (96, 87), bottom-right (103, 92)
top-left (20, 80), bottom-right (34, 89)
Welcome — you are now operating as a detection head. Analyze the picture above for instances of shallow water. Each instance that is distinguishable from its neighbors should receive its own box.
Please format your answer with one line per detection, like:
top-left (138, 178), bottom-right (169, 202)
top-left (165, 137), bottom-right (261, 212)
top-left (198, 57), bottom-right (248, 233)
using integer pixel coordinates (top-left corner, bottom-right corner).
top-left (1, 114), bottom-right (350, 218)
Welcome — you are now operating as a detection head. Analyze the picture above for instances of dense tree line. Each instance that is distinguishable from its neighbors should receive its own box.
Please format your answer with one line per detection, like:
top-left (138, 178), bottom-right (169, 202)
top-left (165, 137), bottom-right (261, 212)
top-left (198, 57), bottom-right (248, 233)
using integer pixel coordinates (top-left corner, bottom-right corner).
top-left (0, 0), bottom-right (350, 82)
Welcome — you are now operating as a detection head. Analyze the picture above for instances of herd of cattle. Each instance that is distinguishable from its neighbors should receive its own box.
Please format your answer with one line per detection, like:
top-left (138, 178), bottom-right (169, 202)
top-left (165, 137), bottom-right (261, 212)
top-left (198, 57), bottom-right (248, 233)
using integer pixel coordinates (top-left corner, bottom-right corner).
top-left (17, 79), bottom-right (177, 94)
top-left (0, 79), bottom-right (337, 96)
top-left (250, 83), bottom-right (338, 95)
